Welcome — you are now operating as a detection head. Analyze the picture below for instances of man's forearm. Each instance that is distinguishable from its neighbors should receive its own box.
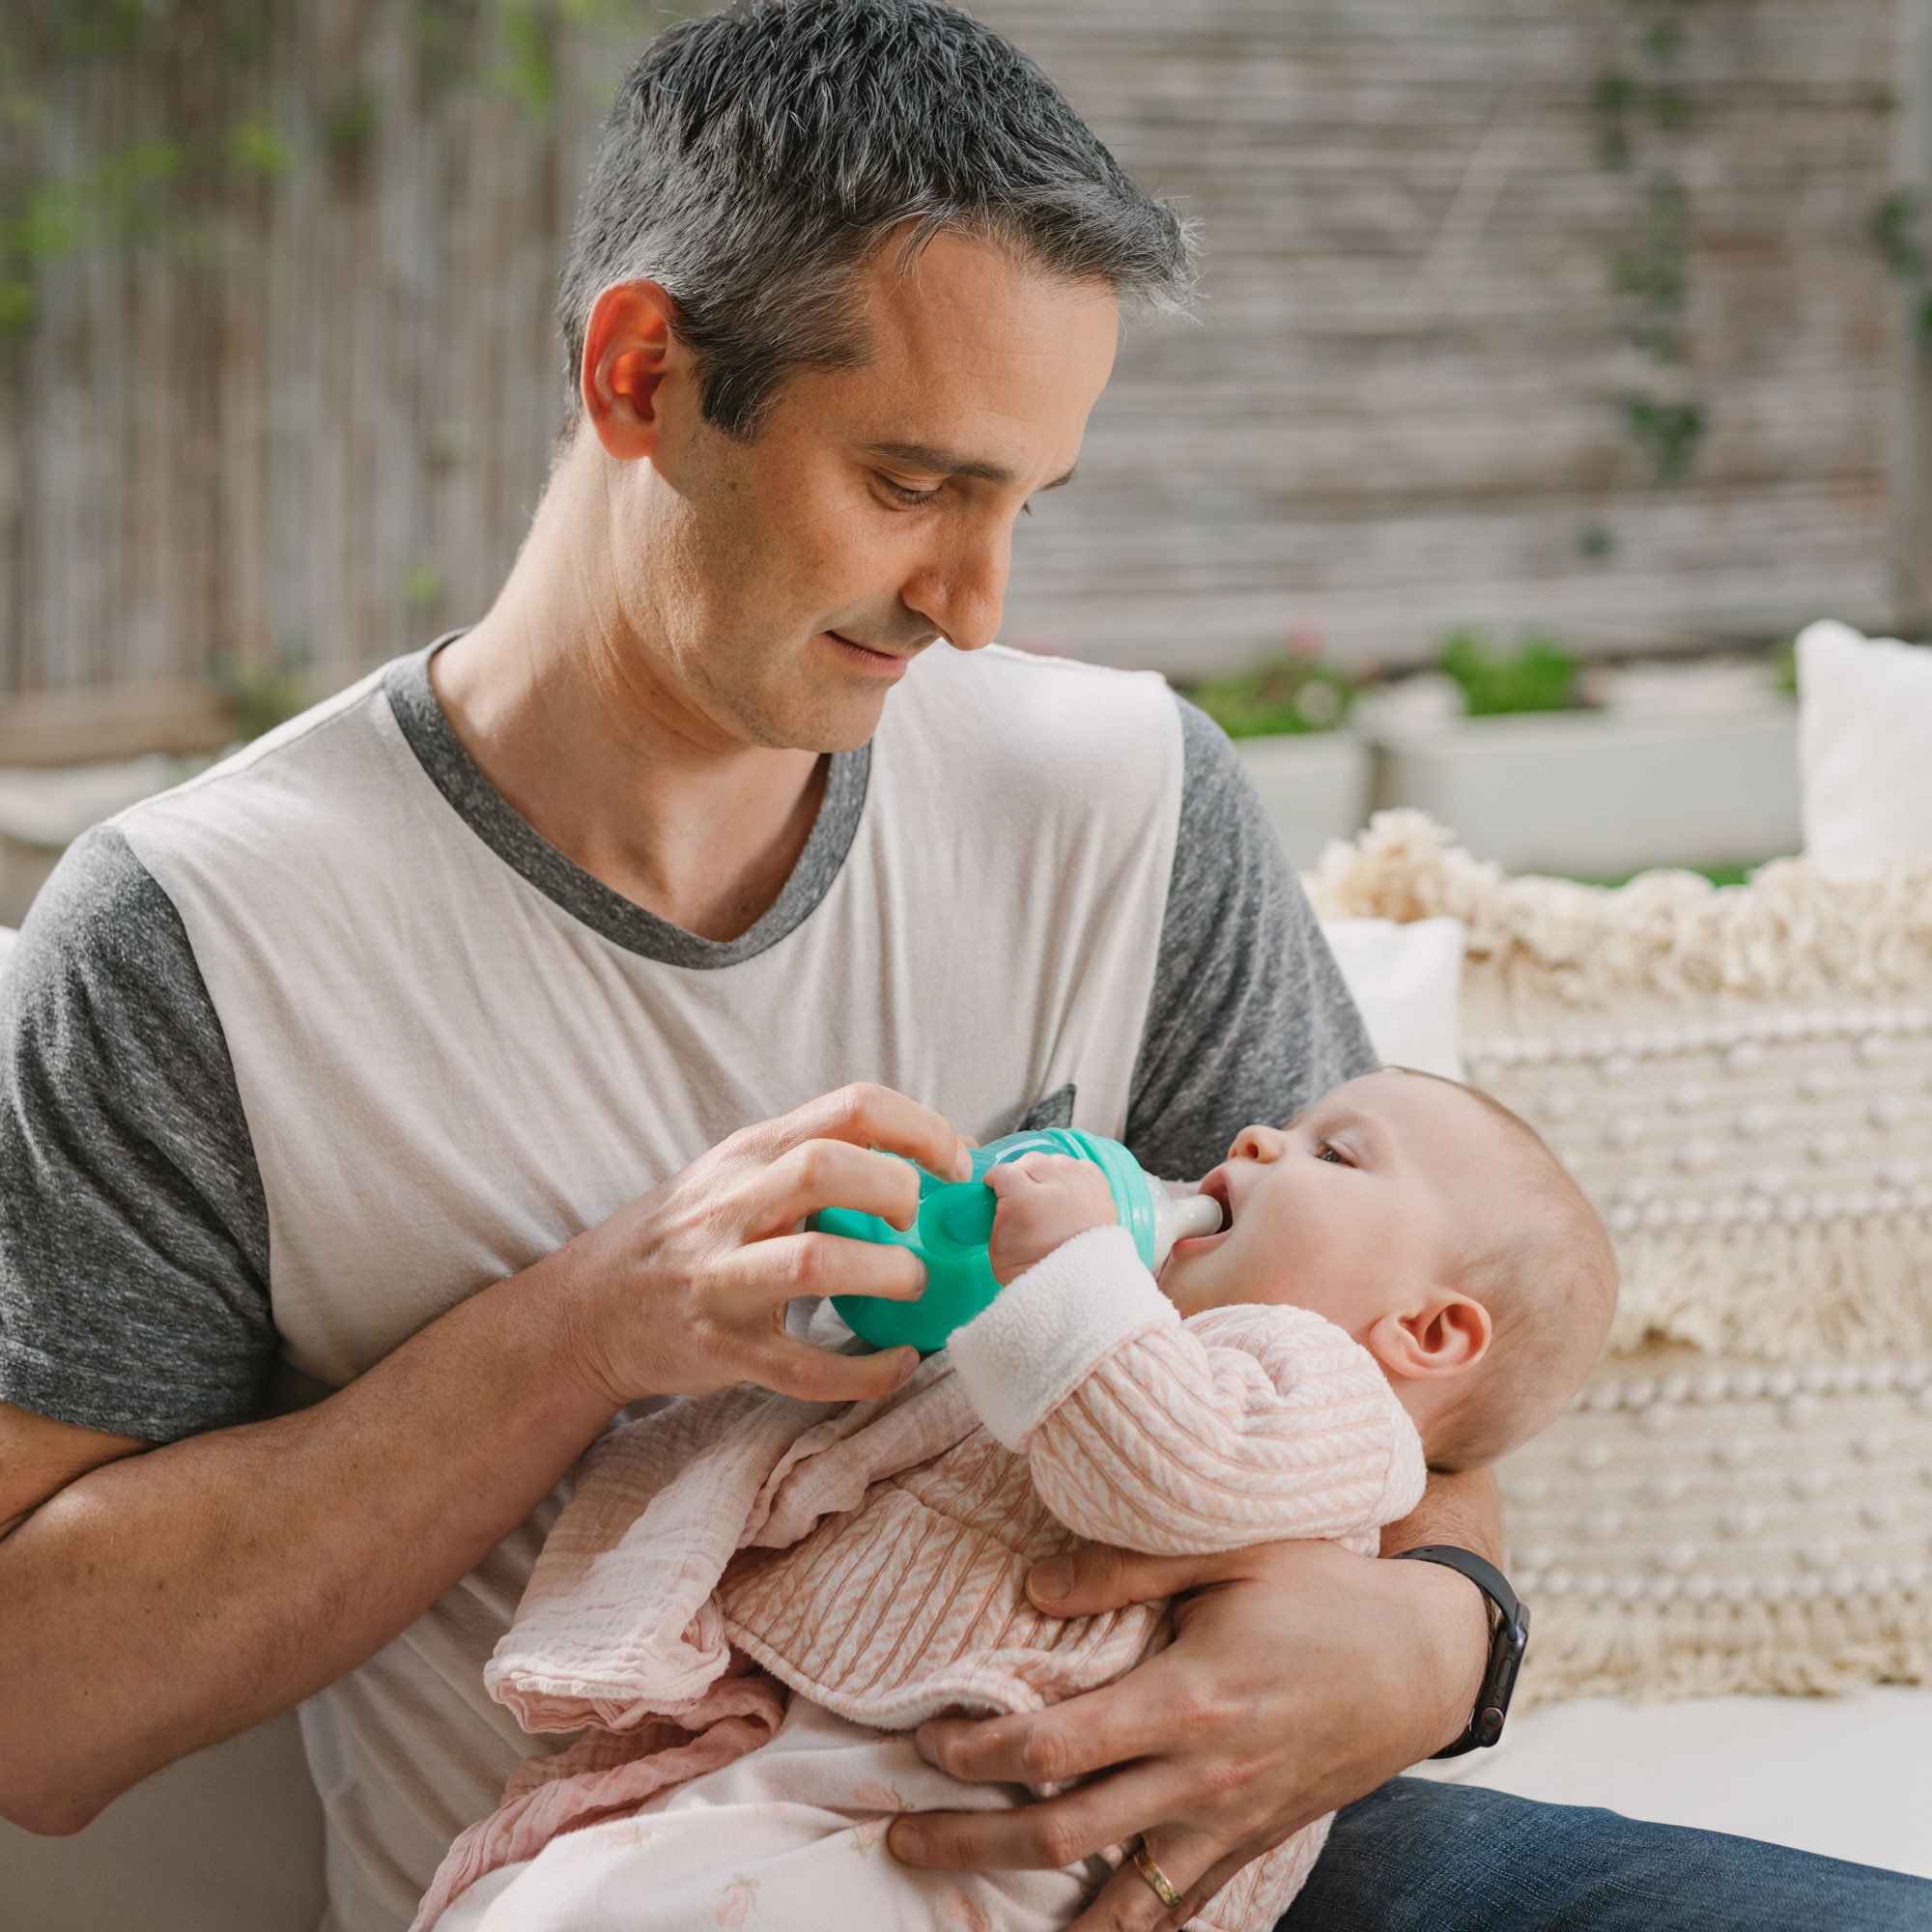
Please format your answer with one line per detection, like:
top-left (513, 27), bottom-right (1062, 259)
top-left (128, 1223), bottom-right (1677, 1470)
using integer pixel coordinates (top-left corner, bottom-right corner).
top-left (0, 1252), bottom-right (614, 1833)
top-left (1380, 1463), bottom-right (1503, 1564)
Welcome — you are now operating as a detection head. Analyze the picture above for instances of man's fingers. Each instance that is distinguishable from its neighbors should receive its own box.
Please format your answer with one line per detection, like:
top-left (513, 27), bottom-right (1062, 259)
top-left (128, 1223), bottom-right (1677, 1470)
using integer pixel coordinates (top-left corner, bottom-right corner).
top-left (913, 1669), bottom-right (1171, 1788)
top-left (764, 1083), bottom-right (972, 1183)
top-left (733, 1231), bottom-right (927, 1305)
top-left (887, 1764), bottom-right (1181, 1875)
top-left (1026, 1540), bottom-right (1250, 1618)
top-left (1066, 1836), bottom-right (1237, 1932)
top-left (755, 1139), bottom-right (924, 1234)
top-left (743, 1332), bottom-right (918, 1405)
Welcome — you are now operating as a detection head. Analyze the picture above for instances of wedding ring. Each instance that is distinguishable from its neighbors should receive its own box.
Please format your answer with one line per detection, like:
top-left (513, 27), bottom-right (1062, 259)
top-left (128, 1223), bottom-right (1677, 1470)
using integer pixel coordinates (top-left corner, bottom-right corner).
top-left (1131, 1839), bottom-right (1184, 1910)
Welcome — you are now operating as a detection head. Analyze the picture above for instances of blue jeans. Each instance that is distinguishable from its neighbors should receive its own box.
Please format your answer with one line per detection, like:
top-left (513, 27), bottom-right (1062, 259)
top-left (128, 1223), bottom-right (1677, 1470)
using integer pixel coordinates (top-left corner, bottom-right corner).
top-left (1280, 1777), bottom-right (1932, 1930)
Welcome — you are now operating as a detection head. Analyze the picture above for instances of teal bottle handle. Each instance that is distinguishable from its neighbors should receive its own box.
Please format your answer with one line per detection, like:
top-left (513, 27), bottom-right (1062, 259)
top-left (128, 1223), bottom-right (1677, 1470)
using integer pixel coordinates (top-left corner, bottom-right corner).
top-left (820, 1128), bottom-right (1153, 1353)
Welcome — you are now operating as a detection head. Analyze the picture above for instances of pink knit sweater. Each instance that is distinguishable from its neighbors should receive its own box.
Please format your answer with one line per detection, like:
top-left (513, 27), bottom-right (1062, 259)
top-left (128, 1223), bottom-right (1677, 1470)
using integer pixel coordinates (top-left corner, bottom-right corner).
top-left (415, 1226), bottom-right (1427, 1932)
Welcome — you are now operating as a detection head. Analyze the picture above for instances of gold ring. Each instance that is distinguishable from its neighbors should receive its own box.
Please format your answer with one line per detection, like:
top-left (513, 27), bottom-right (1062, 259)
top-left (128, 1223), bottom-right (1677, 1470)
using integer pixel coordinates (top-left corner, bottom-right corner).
top-left (1131, 1839), bottom-right (1183, 1911)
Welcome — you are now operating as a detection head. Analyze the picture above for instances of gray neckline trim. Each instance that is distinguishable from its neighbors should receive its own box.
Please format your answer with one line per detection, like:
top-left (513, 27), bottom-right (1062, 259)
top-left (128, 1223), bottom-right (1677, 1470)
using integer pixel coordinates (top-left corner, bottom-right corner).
top-left (381, 634), bottom-right (871, 969)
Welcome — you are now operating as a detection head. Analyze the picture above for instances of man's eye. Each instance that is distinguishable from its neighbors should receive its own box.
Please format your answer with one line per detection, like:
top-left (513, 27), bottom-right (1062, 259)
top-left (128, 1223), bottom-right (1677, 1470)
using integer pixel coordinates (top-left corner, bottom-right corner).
top-left (878, 476), bottom-right (942, 506)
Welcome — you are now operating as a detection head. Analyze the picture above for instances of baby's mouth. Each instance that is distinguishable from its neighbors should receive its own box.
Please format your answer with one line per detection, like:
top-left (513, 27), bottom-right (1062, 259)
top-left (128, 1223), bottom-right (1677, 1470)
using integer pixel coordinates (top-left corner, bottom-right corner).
top-left (1198, 1167), bottom-right (1235, 1233)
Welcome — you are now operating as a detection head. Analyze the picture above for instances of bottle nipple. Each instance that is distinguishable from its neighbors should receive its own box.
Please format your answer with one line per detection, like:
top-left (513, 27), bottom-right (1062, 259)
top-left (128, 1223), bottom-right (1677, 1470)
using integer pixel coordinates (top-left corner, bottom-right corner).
top-left (1145, 1178), bottom-right (1226, 1272)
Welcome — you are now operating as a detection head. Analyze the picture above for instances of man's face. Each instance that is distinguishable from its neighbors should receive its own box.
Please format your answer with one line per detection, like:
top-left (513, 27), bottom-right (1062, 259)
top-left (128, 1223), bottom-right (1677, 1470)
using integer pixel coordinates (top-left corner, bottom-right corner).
top-left (610, 230), bottom-right (1121, 753)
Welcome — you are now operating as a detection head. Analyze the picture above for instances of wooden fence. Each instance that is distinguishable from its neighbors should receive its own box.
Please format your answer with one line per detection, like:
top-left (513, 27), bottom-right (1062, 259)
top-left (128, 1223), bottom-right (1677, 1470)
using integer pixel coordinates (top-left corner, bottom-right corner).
top-left (0, 0), bottom-right (1926, 739)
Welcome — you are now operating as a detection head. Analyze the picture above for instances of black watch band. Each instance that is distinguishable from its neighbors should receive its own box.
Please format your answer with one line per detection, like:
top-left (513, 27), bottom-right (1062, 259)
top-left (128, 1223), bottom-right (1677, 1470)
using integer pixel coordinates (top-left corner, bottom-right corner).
top-left (1391, 1546), bottom-right (1528, 1757)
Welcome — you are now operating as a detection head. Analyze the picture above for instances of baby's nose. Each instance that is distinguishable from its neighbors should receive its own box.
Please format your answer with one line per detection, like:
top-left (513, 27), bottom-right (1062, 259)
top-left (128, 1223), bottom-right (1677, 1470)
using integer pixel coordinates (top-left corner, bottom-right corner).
top-left (1230, 1123), bottom-right (1287, 1162)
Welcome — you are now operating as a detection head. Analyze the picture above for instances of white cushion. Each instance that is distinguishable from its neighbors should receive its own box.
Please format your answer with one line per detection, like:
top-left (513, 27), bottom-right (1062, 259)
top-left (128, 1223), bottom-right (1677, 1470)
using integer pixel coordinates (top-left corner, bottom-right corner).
top-left (1797, 619), bottom-right (1932, 876)
top-left (1320, 915), bottom-right (1465, 1080)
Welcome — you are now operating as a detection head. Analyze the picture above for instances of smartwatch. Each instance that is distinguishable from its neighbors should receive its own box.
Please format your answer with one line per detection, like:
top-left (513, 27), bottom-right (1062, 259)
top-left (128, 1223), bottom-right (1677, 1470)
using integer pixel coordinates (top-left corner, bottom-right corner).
top-left (1390, 1546), bottom-right (1528, 1757)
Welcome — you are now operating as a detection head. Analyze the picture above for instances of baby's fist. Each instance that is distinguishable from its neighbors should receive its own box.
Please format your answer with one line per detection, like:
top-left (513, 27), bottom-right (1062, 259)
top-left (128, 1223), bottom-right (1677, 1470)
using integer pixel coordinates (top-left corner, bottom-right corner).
top-left (984, 1152), bottom-right (1119, 1287)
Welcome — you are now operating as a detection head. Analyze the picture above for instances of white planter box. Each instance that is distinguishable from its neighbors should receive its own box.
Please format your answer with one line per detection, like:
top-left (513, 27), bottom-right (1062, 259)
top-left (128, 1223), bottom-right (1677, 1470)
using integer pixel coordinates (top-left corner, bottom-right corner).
top-left (1368, 700), bottom-right (1800, 876)
top-left (1233, 731), bottom-right (1373, 870)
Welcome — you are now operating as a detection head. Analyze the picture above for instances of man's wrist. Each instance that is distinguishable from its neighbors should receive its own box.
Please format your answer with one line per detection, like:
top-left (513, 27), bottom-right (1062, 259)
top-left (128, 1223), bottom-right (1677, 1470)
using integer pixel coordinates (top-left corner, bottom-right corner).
top-left (1392, 1547), bottom-right (1526, 1755)
top-left (1387, 1544), bottom-right (1492, 1752)
top-left (483, 1244), bottom-right (627, 1436)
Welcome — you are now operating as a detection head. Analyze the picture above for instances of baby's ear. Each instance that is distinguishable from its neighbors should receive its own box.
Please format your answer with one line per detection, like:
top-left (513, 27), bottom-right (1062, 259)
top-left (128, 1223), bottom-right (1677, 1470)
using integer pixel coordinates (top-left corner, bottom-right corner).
top-left (1366, 1294), bottom-right (1492, 1382)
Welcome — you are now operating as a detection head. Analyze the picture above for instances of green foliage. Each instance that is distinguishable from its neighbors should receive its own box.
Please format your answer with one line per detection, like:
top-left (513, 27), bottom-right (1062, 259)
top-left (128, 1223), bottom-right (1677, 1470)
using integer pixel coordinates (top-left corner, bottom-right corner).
top-left (402, 563), bottom-right (445, 610)
top-left (46, 0), bottom-right (148, 64)
top-left (1621, 391), bottom-right (1706, 484)
top-left (1593, 3), bottom-right (1710, 484)
top-left (0, 135), bottom-right (185, 329)
top-left (1612, 171), bottom-right (1690, 362)
top-left (1438, 629), bottom-right (1580, 718)
top-left (322, 87), bottom-right (380, 164)
top-left (0, 0), bottom-right (690, 335)
top-left (1577, 523), bottom-right (1616, 560)
top-left (208, 651), bottom-right (314, 744)
top-left (1184, 651), bottom-right (1359, 738)
top-left (1869, 188), bottom-right (1924, 280)
top-left (489, 0), bottom-right (563, 123)
top-left (1869, 189), bottom-right (1932, 341)
top-left (227, 118), bottom-right (293, 181)
top-left (1564, 860), bottom-right (1761, 890)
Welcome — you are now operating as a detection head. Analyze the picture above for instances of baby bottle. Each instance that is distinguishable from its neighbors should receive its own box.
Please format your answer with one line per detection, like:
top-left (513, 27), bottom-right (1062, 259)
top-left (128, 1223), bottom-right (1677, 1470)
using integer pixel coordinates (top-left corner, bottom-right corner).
top-left (818, 1127), bottom-right (1223, 1353)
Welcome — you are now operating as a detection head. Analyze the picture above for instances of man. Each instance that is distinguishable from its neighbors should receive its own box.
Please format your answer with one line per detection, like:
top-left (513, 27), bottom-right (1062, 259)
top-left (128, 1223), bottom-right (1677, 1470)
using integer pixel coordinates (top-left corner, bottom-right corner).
top-left (1, 5), bottom-right (1924, 1929)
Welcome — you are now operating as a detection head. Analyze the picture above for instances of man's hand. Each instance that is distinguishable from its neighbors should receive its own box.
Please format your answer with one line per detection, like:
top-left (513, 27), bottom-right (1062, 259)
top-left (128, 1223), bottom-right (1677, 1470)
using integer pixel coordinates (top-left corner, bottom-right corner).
top-left (985, 1152), bottom-right (1119, 1287)
top-left (554, 1082), bottom-right (974, 1409)
top-left (887, 1537), bottom-right (1489, 1928)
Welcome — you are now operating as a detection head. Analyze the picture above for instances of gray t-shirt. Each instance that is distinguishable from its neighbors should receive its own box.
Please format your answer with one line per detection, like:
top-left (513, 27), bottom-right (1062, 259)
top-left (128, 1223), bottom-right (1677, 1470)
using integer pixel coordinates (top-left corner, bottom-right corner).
top-left (0, 637), bottom-right (1372, 1928)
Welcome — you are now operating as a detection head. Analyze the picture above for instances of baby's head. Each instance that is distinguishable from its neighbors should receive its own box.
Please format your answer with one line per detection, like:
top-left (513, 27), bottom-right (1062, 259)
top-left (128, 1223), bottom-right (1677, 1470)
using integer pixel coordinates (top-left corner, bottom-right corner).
top-left (1158, 1068), bottom-right (1616, 1471)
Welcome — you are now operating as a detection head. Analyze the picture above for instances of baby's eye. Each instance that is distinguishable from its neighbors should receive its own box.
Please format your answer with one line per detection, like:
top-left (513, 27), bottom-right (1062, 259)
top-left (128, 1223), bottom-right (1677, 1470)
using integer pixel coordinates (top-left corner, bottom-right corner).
top-left (1317, 1143), bottom-right (1347, 1165)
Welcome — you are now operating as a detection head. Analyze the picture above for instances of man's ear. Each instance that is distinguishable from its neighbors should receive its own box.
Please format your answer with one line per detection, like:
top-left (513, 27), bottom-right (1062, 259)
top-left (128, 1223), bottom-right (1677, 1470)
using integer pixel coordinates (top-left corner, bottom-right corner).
top-left (581, 279), bottom-right (688, 462)
top-left (1367, 1293), bottom-right (1492, 1382)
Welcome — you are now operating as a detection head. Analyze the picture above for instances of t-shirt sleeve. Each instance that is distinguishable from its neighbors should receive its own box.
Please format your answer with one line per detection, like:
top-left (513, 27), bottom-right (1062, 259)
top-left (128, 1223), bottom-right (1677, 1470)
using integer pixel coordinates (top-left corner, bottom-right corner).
top-left (1124, 696), bottom-right (1377, 1179)
top-left (0, 825), bottom-right (273, 1442)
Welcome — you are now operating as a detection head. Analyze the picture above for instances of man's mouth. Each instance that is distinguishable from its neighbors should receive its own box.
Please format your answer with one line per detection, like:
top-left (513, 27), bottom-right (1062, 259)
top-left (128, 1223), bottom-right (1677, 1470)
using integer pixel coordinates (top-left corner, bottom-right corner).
top-left (825, 630), bottom-right (920, 664)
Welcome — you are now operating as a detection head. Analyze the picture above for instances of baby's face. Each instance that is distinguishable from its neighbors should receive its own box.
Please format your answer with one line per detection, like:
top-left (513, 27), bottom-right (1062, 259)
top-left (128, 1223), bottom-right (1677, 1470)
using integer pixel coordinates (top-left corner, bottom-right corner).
top-left (1157, 1068), bottom-right (1518, 1337)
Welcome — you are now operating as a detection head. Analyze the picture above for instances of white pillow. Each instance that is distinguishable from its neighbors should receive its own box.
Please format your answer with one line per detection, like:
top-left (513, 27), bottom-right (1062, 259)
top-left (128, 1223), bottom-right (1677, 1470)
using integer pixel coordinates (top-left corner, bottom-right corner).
top-left (1797, 619), bottom-right (1932, 876)
top-left (1320, 915), bottom-right (1465, 1081)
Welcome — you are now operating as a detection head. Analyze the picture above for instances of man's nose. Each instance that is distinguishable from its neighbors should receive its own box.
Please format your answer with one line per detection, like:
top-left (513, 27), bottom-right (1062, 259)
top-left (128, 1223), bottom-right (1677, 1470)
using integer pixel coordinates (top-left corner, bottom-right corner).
top-left (902, 517), bottom-right (1012, 653)
top-left (1230, 1123), bottom-right (1287, 1163)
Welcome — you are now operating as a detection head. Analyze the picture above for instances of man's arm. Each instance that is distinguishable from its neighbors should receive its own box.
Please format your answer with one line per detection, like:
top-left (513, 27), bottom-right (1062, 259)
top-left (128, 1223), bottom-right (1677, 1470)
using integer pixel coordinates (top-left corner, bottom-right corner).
top-left (0, 1070), bottom-right (962, 1837)
top-left (0, 835), bottom-right (958, 1833)
top-left (0, 1264), bottom-right (613, 1833)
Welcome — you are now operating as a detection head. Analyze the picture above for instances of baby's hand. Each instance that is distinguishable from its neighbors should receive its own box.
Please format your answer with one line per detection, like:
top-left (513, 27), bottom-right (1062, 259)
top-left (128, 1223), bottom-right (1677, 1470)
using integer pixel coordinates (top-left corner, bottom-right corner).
top-left (985, 1152), bottom-right (1119, 1287)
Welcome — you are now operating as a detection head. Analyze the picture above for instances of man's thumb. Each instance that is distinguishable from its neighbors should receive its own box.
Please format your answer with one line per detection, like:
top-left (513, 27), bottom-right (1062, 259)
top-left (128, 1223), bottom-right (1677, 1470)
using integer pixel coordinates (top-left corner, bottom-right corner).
top-left (1025, 1543), bottom-right (1230, 1617)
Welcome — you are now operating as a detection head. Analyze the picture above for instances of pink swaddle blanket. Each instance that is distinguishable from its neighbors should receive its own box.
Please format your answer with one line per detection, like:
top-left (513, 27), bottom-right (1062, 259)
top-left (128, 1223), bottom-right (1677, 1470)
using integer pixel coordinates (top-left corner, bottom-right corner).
top-left (416, 1226), bottom-right (1427, 1932)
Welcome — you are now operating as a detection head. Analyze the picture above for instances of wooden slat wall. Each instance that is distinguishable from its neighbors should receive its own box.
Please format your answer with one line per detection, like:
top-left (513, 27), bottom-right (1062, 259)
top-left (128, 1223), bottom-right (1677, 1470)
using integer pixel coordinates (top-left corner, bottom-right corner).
top-left (0, 0), bottom-right (1916, 704)
top-left (980, 0), bottom-right (1914, 668)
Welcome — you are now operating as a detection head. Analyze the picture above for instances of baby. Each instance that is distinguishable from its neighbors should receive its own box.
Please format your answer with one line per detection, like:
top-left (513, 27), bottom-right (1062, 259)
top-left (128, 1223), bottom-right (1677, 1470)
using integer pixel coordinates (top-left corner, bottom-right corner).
top-left (415, 1067), bottom-right (1616, 1932)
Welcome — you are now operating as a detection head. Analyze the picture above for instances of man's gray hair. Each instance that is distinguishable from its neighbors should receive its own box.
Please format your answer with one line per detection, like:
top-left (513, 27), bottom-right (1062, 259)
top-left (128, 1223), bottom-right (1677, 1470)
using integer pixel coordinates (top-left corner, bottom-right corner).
top-left (555, 0), bottom-right (1198, 439)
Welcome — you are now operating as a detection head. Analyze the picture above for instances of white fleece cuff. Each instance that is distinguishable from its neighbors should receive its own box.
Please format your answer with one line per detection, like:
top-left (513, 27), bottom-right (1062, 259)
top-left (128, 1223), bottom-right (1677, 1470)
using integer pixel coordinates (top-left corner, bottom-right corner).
top-left (948, 1224), bottom-right (1177, 1450)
